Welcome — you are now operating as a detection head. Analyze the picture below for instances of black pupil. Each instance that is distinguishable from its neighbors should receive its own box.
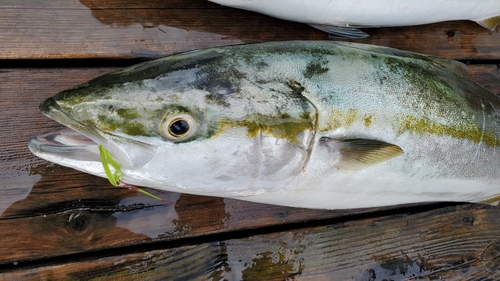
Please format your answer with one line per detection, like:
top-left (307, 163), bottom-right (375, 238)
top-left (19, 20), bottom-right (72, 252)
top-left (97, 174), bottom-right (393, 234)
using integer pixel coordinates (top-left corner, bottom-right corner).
top-left (169, 119), bottom-right (189, 136)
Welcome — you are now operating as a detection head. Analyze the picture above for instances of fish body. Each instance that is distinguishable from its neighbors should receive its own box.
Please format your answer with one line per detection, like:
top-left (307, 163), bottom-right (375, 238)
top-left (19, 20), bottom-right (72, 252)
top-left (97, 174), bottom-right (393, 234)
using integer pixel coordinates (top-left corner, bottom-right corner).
top-left (29, 41), bottom-right (500, 209)
top-left (208, 0), bottom-right (500, 37)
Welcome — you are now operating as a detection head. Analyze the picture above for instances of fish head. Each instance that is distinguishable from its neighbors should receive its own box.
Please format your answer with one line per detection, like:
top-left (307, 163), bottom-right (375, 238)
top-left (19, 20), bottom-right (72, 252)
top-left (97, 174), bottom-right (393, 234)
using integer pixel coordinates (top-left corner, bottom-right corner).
top-left (29, 51), bottom-right (317, 197)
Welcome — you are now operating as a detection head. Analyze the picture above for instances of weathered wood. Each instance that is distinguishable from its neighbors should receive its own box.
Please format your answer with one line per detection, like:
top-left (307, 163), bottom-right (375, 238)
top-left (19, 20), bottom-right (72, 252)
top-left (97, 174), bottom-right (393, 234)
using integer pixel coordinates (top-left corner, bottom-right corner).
top-left (0, 1), bottom-right (326, 59)
top-left (3, 204), bottom-right (500, 280)
top-left (0, 0), bottom-right (499, 60)
top-left (1, 173), bottom-right (365, 264)
top-left (468, 64), bottom-right (500, 95)
top-left (355, 25), bottom-right (500, 61)
top-left (1, 0), bottom-right (216, 9)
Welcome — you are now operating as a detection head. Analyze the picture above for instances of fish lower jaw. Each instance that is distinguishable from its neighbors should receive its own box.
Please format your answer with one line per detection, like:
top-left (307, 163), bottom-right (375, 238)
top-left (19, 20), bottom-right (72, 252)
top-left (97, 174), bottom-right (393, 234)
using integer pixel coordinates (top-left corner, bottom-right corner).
top-left (28, 127), bottom-right (107, 178)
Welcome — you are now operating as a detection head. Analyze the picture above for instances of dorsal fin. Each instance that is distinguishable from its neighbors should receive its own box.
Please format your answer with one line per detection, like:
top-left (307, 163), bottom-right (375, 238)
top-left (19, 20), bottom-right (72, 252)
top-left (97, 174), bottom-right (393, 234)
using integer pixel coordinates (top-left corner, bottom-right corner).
top-left (320, 137), bottom-right (404, 171)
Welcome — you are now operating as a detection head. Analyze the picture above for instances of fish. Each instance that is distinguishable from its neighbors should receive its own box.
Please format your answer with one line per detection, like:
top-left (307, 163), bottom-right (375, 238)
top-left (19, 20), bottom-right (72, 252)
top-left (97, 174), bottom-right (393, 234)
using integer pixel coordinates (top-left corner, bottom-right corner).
top-left (208, 0), bottom-right (500, 38)
top-left (29, 41), bottom-right (500, 210)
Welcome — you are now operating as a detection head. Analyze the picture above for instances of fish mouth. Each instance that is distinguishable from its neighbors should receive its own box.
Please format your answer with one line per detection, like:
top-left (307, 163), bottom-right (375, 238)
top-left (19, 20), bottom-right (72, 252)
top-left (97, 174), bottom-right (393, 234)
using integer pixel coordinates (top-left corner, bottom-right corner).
top-left (29, 97), bottom-right (158, 178)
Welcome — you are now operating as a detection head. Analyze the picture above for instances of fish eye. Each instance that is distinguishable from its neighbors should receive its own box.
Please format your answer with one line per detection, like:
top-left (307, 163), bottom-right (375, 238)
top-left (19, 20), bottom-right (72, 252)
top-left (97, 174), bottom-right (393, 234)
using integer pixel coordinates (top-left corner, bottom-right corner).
top-left (169, 119), bottom-right (190, 137)
top-left (160, 113), bottom-right (198, 141)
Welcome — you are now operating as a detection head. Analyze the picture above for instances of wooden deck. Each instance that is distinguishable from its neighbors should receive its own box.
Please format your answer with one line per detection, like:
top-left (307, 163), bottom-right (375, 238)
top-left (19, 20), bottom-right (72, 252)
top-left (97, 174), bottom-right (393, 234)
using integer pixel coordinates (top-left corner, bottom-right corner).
top-left (1, 1), bottom-right (500, 280)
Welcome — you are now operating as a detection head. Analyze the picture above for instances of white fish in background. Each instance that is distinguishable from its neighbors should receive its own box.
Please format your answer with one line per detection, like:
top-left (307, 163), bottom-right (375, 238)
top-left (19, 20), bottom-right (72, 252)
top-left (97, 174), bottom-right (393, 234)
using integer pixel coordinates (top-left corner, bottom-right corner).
top-left (208, 0), bottom-right (500, 38)
top-left (29, 41), bottom-right (500, 210)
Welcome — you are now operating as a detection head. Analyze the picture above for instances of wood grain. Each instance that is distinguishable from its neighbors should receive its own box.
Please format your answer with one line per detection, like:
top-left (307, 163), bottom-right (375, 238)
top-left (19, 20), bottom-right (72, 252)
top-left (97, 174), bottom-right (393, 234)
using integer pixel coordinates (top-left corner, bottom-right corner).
top-left (3, 204), bottom-right (500, 280)
top-left (468, 64), bottom-right (500, 95)
top-left (0, 0), bottom-right (499, 60)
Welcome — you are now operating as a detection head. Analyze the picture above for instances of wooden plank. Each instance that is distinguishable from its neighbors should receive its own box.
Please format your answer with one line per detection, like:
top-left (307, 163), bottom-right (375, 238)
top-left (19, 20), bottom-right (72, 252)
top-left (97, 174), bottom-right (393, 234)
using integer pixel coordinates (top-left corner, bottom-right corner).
top-left (468, 64), bottom-right (500, 95)
top-left (0, 0), bottom-right (499, 60)
top-left (1, 0), bottom-right (213, 9)
top-left (1, 64), bottom-right (499, 265)
top-left (3, 204), bottom-right (500, 280)
top-left (0, 3), bottom-right (326, 59)
top-left (354, 25), bottom-right (500, 61)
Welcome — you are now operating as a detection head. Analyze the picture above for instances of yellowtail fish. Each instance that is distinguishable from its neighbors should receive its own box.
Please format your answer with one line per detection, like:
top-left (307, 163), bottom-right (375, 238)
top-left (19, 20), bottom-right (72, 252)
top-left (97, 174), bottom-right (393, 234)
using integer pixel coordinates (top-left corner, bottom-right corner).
top-left (209, 0), bottom-right (500, 38)
top-left (29, 41), bottom-right (500, 209)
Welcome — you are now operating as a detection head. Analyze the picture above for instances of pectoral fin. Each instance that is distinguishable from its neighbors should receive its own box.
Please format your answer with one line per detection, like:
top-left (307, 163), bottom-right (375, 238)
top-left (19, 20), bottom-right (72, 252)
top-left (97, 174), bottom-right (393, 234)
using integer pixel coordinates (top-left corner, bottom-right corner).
top-left (477, 15), bottom-right (500, 30)
top-left (320, 137), bottom-right (404, 171)
top-left (308, 24), bottom-right (369, 38)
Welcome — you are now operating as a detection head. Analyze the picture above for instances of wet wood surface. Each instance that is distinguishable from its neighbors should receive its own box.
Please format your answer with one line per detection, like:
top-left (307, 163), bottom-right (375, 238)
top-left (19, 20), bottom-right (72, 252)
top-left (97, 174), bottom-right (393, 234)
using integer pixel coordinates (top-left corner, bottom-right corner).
top-left (0, 0), bottom-right (500, 60)
top-left (4, 204), bottom-right (500, 281)
top-left (1, 0), bottom-right (500, 280)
